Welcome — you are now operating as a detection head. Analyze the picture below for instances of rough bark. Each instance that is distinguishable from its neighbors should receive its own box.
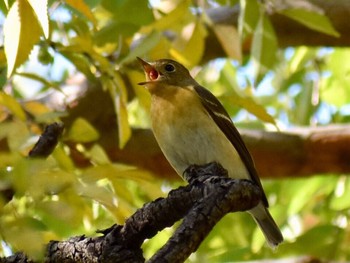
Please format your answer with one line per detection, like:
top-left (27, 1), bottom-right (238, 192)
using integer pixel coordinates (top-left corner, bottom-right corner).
top-left (105, 125), bottom-right (350, 180)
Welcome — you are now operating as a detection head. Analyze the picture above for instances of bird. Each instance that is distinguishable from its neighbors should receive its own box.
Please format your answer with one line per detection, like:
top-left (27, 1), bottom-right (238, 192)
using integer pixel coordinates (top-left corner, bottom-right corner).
top-left (137, 57), bottom-right (283, 248)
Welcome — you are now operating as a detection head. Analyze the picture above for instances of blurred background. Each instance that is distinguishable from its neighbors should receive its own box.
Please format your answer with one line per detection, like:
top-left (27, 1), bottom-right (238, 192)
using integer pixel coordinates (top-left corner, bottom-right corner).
top-left (0, 0), bottom-right (350, 261)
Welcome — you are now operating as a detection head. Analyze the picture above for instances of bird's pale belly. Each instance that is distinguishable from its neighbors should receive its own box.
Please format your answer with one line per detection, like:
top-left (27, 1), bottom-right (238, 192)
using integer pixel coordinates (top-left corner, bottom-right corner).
top-left (153, 109), bottom-right (250, 180)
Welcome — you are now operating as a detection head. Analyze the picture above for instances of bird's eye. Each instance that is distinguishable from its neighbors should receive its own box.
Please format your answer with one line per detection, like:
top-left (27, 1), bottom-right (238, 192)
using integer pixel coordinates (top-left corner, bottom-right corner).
top-left (164, 64), bottom-right (175, 72)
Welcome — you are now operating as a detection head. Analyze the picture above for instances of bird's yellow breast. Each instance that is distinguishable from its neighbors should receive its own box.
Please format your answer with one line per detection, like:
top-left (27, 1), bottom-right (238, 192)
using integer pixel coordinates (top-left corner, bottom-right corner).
top-left (149, 85), bottom-right (249, 180)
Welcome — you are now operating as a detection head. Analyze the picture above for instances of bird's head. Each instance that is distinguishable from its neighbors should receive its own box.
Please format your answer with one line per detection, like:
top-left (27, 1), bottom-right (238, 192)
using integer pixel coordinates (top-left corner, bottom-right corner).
top-left (137, 58), bottom-right (197, 92)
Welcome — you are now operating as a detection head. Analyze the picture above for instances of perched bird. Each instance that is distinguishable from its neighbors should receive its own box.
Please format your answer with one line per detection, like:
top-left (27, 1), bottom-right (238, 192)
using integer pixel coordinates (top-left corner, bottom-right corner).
top-left (137, 57), bottom-right (283, 248)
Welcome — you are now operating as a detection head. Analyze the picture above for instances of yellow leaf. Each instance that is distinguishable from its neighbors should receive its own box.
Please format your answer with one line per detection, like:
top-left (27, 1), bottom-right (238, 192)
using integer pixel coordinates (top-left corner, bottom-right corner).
top-left (105, 72), bottom-right (131, 149)
top-left (4, 0), bottom-right (42, 77)
top-left (86, 144), bottom-right (111, 165)
top-left (0, 48), bottom-right (7, 68)
top-left (145, 0), bottom-right (192, 32)
top-left (127, 70), bottom-right (151, 110)
top-left (66, 0), bottom-right (96, 25)
top-left (67, 118), bottom-right (99, 143)
top-left (52, 144), bottom-right (75, 172)
top-left (2, 217), bottom-right (46, 260)
top-left (170, 21), bottom-right (207, 67)
top-left (23, 101), bottom-right (50, 116)
top-left (213, 24), bottom-right (241, 62)
top-left (221, 94), bottom-right (276, 125)
top-left (78, 184), bottom-right (117, 209)
top-left (0, 121), bottom-right (30, 153)
top-left (0, 91), bottom-right (26, 120)
top-left (279, 8), bottom-right (339, 37)
top-left (27, 0), bottom-right (49, 38)
top-left (115, 95), bottom-right (131, 149)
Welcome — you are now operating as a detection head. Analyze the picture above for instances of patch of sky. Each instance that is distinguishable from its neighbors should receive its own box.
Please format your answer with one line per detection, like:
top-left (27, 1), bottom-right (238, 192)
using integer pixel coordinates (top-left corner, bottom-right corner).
top-left (284, 47), bottom-right (295, 60)
top-left (255, 71), bottom-right (275, 96)
top-left (287, 84), bottom-right (302, 97)
top-left (340, 104), bottom-right (350, 116)
top-left (314, 102), bottom-right (334, 124)
top-left (50, 4), bottom-right (73, 23)
top-left (305, 71), bottom-right (319, 81)
top-left (317, 47), bottom-right (333, 57)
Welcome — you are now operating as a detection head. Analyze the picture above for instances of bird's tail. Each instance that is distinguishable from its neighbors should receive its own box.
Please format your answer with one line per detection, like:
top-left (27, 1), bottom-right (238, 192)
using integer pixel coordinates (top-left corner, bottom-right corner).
top-left (249, 203), bottom-right (283, 249)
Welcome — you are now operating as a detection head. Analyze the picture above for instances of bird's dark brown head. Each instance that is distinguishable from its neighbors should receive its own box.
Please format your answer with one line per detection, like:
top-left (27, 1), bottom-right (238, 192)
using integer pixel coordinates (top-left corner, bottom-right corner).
top-left (137, 58), bottom-right (197, 89)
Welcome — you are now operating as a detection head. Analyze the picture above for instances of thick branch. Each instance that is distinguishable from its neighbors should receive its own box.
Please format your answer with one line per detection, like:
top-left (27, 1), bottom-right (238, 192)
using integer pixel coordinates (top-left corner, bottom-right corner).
top-left (105, 125), bottom-right (350, 179)
top-left (204, 0), bottom-right (350, 61)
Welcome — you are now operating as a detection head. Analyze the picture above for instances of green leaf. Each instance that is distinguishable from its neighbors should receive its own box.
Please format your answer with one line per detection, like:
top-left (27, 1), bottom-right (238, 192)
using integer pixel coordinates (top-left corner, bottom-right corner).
top-left (15, 72), bottom-right (62, 91)
top-left (0, 91), bottom-right (26, 120)
top-left (94, 22), bottom-right (138, 47)
top-left (294, 82), bottom-right (314, 125)
top-left (288, 46), bottom-right (317, 73)
top-left (280, 9), bottom-right (339, 37)
top-left (60, 51), bottom-right (95, 80)
top-left (119, 30), bottom-right (162, 65)
top-left (35, 200), bottom-right (81, 236)
top-left (219, 62), bottom-right (276, 125)
top-left (1, 216), bottom-right (47, 260)
top-left (286, 176), bottom-right (333, 215)
top-left (251, 13), bottom-right (278, 84)
top-left (320, 49), bottom-right (350, 106)
top-left (330, 177), bottom-right (350, 211)
top-left (283, 225), bottom-right (343, 257)
top-left (4, 0), bottom-right (43, 77)
top-left (77, 183), bottom-right (118, 211)
top-left (67, 118), bottom-right (100, 143)
top-left (12, 158), bottom-right (76, 199)
top-left (101, 0), bottom-right (153, 26)
top-left (238, 0), bottom-right (260, 43)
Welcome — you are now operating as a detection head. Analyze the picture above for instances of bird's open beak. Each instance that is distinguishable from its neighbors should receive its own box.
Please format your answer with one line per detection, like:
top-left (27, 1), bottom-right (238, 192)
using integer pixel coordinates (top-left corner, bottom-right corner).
top-left (137, 57), bottom-right (159, 85)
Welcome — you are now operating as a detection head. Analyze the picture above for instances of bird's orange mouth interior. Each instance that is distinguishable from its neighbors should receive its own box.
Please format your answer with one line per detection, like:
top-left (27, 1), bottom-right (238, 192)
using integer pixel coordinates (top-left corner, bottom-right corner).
top-left (148, 69), bottom-right (159, 81)
top-left (137, 57), bottom-right (160, 85)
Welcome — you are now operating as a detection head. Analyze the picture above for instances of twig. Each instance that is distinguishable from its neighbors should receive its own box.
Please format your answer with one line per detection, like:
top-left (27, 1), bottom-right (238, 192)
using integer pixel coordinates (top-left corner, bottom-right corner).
top-left (28, 123), bottom-right (64, 158)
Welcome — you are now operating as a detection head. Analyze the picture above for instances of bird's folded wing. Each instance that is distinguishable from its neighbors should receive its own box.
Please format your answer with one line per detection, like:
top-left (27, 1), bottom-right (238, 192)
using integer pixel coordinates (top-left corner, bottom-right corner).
top-left (193, 85), bottom-right (268, 207)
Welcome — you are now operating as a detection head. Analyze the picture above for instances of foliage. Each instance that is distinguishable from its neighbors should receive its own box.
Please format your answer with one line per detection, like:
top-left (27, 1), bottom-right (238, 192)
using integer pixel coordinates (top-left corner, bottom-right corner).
top-left (0, 0), bottom-right (350, 261)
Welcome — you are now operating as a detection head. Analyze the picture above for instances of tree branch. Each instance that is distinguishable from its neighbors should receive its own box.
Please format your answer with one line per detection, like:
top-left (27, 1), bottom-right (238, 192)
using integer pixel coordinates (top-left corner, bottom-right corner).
top-left (203, 0), bottom-right (350, 61)
top-left (0, 163), bottom-right (261, 263)
top-left (28, 123), bottom-right (64, 158)
top-left (103, 125), bottom-right (350, 179)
